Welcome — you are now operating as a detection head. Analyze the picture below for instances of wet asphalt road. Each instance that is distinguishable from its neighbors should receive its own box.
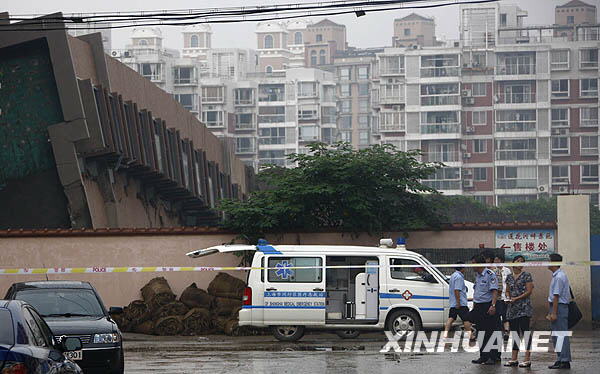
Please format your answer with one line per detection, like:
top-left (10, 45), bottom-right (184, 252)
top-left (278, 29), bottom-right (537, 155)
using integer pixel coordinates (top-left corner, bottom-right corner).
top-left (123, 330), bottom-right (600, 373)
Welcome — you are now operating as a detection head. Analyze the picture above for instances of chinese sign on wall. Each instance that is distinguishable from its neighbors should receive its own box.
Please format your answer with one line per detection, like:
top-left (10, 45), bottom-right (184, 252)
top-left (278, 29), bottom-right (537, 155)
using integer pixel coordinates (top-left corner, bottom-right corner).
top-left (495, 229), bottom-right (556, 260)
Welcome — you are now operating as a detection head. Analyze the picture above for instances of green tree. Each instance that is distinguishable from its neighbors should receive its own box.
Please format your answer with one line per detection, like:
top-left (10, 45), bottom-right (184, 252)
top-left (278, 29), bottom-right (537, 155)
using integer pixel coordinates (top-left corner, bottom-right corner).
top-left (220, 142), bottom-right (442, 240)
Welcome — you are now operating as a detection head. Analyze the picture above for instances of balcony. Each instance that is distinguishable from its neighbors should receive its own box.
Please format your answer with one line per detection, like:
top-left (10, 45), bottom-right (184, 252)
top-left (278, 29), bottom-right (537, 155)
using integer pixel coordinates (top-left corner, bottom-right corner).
top-left (421, 123), bottom-right (460, 134)
top-left (422, 152), bottom-right (460, 163)
top-left (421, 96), bottom-right (460, 106)
top-left (236, 146), bottom-right (257, 154)
top-left (380, 95), bottom-right (405, 105)
top-left (495, 150), bottom-right (536, 161)
top-left (495, 92), bottom-right (536, 104)
top-left (496, 179), bottom-right (537, 189)
top-left (235, 98), bottom-right (255, 106)
top-left (258, 115), bottom-right (285, 124)
top-left (496, 64), bottom-right (536, 75)
top-left (496, 121), bottom-right (536, 132)
top-left (298, 135), bottom-right (319, 142)
top-left (420, 67), bottom-right (460, 78)
top-left (422, 180), bottom-right (462, 190)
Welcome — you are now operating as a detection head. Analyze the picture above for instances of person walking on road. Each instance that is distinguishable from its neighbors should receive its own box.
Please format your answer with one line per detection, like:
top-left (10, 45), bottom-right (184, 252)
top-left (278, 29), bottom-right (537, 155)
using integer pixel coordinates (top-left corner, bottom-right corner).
top-left (470, 254), bottom-right (499, 365)
top-left (547, 253), bottom-right (572, 370)
top-left (494, 254), bottom-right (512, 340)
top-left (443, 262), bottom-right (473, 339)
top-left (504, 255), bottom-right (534, 368)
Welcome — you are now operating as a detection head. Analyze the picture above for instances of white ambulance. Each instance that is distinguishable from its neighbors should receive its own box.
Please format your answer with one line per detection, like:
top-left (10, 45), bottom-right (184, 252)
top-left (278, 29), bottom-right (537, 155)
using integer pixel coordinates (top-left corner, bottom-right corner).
top-left (187, 239), bottom-right (474, 341)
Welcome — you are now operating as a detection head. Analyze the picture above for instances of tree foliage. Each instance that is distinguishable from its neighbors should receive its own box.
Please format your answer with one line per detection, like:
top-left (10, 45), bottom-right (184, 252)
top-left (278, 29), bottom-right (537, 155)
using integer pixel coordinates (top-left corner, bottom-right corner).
top-left (220, 142), bottom-right (442, 239)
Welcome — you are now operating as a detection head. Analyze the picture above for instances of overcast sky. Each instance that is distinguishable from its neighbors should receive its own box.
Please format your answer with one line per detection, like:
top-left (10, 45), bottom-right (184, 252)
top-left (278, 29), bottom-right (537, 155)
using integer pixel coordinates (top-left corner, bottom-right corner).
top-left (4, 0), bottom-right (599, 51)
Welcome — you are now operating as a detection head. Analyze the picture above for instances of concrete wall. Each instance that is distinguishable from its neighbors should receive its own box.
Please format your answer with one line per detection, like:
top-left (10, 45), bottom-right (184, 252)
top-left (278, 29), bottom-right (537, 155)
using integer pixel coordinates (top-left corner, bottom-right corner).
top-left (0, 227), bottom-right (559, 328)
top-left (558, 194), bottom-right (592, 327)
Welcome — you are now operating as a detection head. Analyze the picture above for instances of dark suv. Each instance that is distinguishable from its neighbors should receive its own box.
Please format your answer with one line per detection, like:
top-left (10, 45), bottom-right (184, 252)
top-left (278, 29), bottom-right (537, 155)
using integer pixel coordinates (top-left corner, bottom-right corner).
top-left (0, 300), bottom-right (83, 373)
top-left (5, 281), bottom-right (124, 374)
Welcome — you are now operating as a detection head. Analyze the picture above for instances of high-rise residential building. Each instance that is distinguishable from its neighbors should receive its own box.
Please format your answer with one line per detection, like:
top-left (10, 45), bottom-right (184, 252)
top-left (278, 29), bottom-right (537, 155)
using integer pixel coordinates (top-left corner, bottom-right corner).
top-left (392, 13), bottom-right (438, 47)
top-left (373, 2), bottom-right (599, 206)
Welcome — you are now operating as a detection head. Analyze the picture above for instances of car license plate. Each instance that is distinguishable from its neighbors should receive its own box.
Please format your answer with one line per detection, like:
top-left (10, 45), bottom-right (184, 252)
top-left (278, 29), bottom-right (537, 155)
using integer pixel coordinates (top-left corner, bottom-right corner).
top-left (64, 350), bottom-right (83, 361)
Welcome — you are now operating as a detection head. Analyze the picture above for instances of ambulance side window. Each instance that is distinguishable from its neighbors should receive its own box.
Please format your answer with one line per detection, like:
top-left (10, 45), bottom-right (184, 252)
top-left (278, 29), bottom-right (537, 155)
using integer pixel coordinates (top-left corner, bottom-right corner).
top-left (390, 258), bottom-right (437, 283)
top-left (267, 257), bottom-right (322, 283)
top-left (260, 257), bottom-right (264, 283)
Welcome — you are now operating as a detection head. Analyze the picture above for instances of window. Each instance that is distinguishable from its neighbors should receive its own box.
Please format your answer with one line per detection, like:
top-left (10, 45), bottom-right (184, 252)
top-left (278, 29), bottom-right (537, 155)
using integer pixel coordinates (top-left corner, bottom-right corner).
top-left (580, 79), bottom-right (598, 97)
top-left (340, 116), bottom-right (352, 129)
top-left (404, 28), bottom-right (411, 36)
top-left (235, 113), bottom-right (254, 129)
top-left (567, 15), bottom-right (574, 24)
top-left (472, 83), bottom-right (487, 97)
top-left (138, 39), bottom-right (148, 46)
top-left (358, 83), bottom-right (369, 96)
top-left (340, 84), bottom-right (351, 97)
top-left (581, 165), bottom-right (599, 183)
top-left (258, 106), bottom-right (285, 123)
top-left (580, 135), bottom-right (598, 155)
top-left (421, 111), bottom-right (460, 134)
top-left (495, 110), bottom-right (536, 132)
top-left (551, 80), bottom-right (569, 98)
top-left (259, 150), bottom-right (286, 166)
top-left (298, 82), bottom-right (317, 97)
top-left (359, 131), bottom-right (370, 145)
top-left (474, 168), bottom-right (487, 181)
top-left (235, 88), bottom-right (254, 105)
top-left (174, 94), bottom-right (196, 111)
top-left (580, 48), bottom-right (598, 69)
top-left (190, 35), bottom-right (199, 48)
top-left (310, 50), bottom-right (317, 66)
top-left (264, 34), bottom-right (274, 49)
top-left (358, 66), bottom-right (369, 80)
top-left (551, 50), bottom-right (569, 70)
top-left (319, 50), bottom-right (326, 65)
top-left (358, 115), bottom-right (369, 129)
top-left (390, 259), bottom-right (437, 283)
top-left (552, 136), bottom-right (569, 155)
top-left (581, 107), bottom-right (598, 127)
top-left (299, 126), bottom-right (319, 141)
top-left (423, 167), bottom-right (461, 190)
top-left (552, 165), bottom-right (569, 184)
top-left (235, 137), bottom-right (256, 154)
top-left (0, 310), bottom-right (13, 346)
top-left (420, 54), bottom-right (460, 77)
top-left (294, 31), bottom-right (303, 45)
top-left (551, 108), bottom-right (569, 128)
top-left (339, 67), bottom-right (351, 80)
top-left (472, 111), bottom-right (487, 125)
top-left (340, 100), bottom-right (352, 113)
top-left (316, 34), bottom-right (323, 42)
top-left (201, 86), bottom-right (224, 102)
top-left (201, 110), bottom-right (223, 127)
top-left (495, 139), bottom-right (536, 160)
top-left (174, 66), bottom-right (194, 84)
top-left (473, 139), bottom-right (487, 153)
top-left (22, 308), bottom-right (51, 347)
top-left (500, 13), bottom-right (507, 26)
top-left (266, 66), bottom-right (273, 74)
top-left (420, 83), bottom-right (460, 106)
top-left (496, 166), bottom-right (537, 189)
top-left (321, 107), bottom-right (336, 124)
top-left (138, 63), bottom-right (161, 81)
top-left (259, 128), bottom-right (286, 145)
top-left (340, 130), bottom-right (352, 142)
top-left (358, 99), bottom-right (369, 113)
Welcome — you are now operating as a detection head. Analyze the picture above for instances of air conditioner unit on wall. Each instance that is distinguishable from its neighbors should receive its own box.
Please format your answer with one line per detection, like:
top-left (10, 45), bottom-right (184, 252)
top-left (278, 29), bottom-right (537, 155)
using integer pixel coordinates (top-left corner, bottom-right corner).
top-left (466, 126), bottom-right (475, 134)
top-left (111, 51), bottom-right (121, 57)
top-left (463, 97), bottom-right (475, 105)
top-left (538, 185), bottom-right (549, 193)
top-left (463, 179), bottom-right (474, 188)
top-left (463, 152), bottom-right (472, 159)
top-left (462, 89), bottom-right (472, 97)
top-left (558, 186), bottom-right (569, 194)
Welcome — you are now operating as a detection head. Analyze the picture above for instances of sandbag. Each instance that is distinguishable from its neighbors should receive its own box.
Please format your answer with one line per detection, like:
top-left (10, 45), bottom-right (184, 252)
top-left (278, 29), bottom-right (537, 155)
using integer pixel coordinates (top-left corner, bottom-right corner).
top-left (153, 301), bottom-right (189, 319)
top-left (179, 283), bottom-right (214, 309)
top-left (182, 308), bottom-right (212, 335)
top-left (124, 300), bottom-right (151, 326)
top-left (141, 277), bottom-right (176, 312)
top-left (213, 297), bottom-right (243, 317)
top-left (154, 316), bottom-right (184, 336)
top-left (208, 273), bottom-right (246, 300)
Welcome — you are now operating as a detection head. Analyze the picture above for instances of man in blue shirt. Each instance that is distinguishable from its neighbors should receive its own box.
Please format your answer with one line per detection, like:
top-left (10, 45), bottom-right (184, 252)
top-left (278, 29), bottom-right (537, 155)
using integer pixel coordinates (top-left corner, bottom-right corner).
top-left (546, 253), bottom-right (572, 370)
top-left (443, 262), bottom-right (472, 339)
top-left (469, 253), bottom-right (500, 365)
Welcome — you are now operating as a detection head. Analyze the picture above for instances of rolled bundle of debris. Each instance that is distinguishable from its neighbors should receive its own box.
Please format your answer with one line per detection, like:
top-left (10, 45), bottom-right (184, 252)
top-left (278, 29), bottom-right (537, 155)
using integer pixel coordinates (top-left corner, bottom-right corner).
top-left (133, 320), bottom-right (155, 335)
top-left (110, 310), bottom-right (130, 332)
top-left (208, 273), bottom-right (246, 300)
top-left (154, 315), bottom-right (184, 336)
top-left (141, 277), bottom-right (176, 312)
top-left (213, 297), bottom-right (243, 317)
top-left (179, 283), bottom-right (214, 309)
top-left (153, 301), bottom-right (190, 319)
top-left (214, 316), bottom-right (229, 333)
top-left (182, 308), bottom-right (212, 335)
top-left (124, 300), bottom-right (151, 326)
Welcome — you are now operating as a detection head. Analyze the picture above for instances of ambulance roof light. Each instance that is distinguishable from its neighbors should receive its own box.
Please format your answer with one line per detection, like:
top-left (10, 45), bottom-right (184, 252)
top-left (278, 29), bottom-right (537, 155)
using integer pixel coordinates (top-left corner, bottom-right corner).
top-left (257, 239), bottom-right (269, 246)
top-left (379, 238), bottom-right (394, 248)
top-left (396, 238), bottom-right (406, 245)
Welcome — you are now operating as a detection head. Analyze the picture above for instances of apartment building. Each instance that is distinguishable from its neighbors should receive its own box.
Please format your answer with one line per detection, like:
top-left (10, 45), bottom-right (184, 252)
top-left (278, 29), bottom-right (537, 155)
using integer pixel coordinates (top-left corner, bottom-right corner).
top-left (372, 1), bottom-right (599, 206)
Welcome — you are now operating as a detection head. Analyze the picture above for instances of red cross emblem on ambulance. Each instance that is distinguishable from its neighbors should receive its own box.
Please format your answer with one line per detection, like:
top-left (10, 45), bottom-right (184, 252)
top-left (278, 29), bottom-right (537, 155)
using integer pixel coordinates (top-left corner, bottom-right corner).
top-left (402, 290), bottom-right (413, 301)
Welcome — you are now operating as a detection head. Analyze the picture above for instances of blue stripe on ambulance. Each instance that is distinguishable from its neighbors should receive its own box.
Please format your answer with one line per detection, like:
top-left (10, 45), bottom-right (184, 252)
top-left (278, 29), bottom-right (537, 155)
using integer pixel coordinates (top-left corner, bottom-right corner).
top-left (379, 293), bottom-right (448, 300)
top-left (379, 306), bottom-right (444, 311)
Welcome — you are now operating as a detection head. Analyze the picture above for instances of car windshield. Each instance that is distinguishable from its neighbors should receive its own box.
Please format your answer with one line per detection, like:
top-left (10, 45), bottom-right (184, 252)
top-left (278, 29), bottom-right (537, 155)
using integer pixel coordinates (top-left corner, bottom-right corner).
top-left (0, 309), bottom-right (14, 345)
top-left (14, 288), bottom-right (105, 317)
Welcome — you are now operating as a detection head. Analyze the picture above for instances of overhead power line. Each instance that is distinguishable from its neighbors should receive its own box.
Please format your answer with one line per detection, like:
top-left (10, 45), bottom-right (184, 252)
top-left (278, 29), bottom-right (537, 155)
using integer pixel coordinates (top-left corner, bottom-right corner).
top-left (0, 0), bottom-right (499, 32)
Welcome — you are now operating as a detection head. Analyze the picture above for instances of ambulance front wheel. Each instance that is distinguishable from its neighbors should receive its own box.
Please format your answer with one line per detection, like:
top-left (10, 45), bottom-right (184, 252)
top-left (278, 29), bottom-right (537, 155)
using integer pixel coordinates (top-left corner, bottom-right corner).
top-left (270, 325), bottom-right (305, 342)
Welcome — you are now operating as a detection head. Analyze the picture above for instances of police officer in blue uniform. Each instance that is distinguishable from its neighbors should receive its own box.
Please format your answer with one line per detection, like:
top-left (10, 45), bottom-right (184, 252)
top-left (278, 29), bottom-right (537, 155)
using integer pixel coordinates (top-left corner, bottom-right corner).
top-left (470, 253), bottom-right (500, 365)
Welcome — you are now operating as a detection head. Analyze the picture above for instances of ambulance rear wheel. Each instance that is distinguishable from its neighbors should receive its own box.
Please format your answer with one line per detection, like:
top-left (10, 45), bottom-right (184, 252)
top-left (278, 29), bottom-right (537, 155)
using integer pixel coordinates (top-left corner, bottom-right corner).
top-left (335, 329), bottom-right (361, 339)
top-left (387, 309), bottom-right (421, 338)
top-left (271, 325), bottom-right (305, 342)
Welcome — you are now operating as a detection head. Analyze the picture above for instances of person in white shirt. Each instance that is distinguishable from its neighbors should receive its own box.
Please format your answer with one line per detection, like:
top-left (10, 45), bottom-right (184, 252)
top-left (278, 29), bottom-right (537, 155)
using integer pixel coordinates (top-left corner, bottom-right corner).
top-left (494, 254), bottom-right (512, 339)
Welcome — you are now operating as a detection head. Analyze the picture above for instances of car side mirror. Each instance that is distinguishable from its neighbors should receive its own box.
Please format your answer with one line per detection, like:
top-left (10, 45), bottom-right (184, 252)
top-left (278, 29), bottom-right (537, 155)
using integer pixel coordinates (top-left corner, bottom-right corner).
top-left (109, 306), bottom-right (124, 314)
top-left (61, 337), bottom-right (82, 352)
